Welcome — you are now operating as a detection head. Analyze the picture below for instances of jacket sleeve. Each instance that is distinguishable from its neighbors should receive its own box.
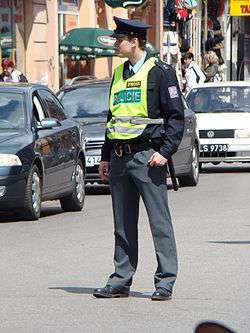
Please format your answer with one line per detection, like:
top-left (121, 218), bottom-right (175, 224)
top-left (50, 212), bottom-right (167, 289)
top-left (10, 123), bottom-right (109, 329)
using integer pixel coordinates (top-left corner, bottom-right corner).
top-left (158, 66), bottom-right (185, 159)
top-left (101, 110), bottom-right (113, 162)
top-left (193, 63), bottom-right (206, 83)
top-left (101, 76), bottom-right (114, 162)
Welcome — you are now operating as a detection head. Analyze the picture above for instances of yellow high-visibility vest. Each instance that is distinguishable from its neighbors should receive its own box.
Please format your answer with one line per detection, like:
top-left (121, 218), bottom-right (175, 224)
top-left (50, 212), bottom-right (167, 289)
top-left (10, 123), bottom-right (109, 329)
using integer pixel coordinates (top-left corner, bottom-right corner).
top-left (107, 57), bottom-right (157, 140)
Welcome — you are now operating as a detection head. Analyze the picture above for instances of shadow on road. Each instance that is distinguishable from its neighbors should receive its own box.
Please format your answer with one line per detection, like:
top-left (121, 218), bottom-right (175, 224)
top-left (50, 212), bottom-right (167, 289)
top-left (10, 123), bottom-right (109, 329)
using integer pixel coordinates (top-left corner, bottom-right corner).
top-left (0, 212), bottom-right (22, 223)
top-left (208, 240), bottom-right (250, 244)
top-left (49, 286), bottom-right (152, 298)
top-left (201, 164), bottom-right (250, 174)
top-left (0, 205), bottom-right (64, 223)
top-left (40, 206), bottom-right (64, 218)
top-left (86, 186), bottom-right (110, 196)
top-left (86, 183), bottom-right (174, 195)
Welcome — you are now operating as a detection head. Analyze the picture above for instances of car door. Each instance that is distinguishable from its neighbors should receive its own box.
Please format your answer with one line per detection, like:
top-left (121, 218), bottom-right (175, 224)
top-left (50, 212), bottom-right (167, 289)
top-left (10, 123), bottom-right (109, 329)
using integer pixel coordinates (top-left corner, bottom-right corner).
top-left (32, 92), bottom-right (61, 195)
top-left (37, 89), bottom-right (77, 190)
top-left (173, 96), bottom-right (193, 170)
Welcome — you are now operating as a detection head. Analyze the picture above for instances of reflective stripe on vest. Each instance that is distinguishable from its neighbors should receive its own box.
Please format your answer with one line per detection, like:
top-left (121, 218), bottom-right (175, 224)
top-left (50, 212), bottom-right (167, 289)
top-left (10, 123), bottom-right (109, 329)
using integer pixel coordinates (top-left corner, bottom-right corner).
top-left (107, 57), bottom-right (157, 140)
top-left (110, 116), bottom-right (164, 125)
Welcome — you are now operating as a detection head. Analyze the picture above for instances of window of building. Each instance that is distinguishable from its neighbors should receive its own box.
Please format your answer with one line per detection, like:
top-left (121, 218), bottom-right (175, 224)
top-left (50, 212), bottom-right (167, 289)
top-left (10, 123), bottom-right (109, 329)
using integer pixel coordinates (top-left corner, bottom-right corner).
top-left (0, 0), bottom-right (24, 62)
top-left (58, 0), bottom-right (78, 13)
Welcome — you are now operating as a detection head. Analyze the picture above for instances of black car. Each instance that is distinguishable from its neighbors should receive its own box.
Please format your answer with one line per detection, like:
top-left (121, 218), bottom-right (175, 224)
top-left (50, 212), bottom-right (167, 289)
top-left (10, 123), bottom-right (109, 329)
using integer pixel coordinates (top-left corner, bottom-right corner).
top-left (58, 79), bottom-right (199, 187)
top-left (0, 83), bottom-right (86, 220)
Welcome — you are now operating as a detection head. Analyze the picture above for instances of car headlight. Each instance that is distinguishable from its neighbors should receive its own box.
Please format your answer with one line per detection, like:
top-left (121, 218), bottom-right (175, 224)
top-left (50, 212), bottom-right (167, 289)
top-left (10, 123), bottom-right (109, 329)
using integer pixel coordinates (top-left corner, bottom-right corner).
top-left (235, 129), bottom-right (250, 139)
top-left (0, 154), bottom-right (22, 166)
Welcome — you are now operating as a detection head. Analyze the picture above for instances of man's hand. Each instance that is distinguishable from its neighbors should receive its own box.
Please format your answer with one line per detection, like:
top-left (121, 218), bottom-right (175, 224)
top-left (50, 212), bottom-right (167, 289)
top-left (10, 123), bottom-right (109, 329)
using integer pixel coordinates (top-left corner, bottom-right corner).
top-left (99, 161), bottom-right (110, 180)
top-left (148, 152), bottom-right (167, 167)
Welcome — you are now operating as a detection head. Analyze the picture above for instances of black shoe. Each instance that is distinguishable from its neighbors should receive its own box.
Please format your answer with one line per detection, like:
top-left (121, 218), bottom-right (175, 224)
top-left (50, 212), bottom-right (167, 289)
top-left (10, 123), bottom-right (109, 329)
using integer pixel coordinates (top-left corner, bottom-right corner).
top-left (93, 285), bottom-right (129, 298)
top-left (151, 288), bottom-right (172, 301)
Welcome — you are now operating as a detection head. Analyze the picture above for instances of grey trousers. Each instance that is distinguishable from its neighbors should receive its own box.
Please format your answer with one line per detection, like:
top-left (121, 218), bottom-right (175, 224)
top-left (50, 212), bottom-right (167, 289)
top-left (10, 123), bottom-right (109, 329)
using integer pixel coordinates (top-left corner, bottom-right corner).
top-left (107, 148), bottom-right (178, 292)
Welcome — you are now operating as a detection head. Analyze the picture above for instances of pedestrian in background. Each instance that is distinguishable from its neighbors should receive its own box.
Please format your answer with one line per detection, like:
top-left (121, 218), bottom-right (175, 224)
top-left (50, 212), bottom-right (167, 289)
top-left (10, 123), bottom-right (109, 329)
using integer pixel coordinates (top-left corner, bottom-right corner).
top-left (93, 16), bottom-right (184, 301)
top-left (0, 58), bottom-right (28, 83)
top-left (183, 52), bottom-right (206, 92)
top-left (204, 50), bottom-right (222, 83)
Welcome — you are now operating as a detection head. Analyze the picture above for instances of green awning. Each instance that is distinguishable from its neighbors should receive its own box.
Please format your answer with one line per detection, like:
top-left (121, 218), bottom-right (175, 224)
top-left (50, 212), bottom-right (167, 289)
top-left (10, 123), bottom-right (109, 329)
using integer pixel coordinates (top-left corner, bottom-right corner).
top-left (59, 28), bottom-right (117, 59)
top-left (104, 0), bottom-right (148, 8)
top-left (59, 27), bottom-right (159, 60)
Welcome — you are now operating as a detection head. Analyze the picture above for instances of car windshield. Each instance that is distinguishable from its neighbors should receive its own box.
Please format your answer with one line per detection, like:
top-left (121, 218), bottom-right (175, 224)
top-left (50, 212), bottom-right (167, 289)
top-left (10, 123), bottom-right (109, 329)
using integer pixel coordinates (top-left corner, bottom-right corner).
top-left (0, 92), bottom-right (25, 130)
top-left (59, 84), bottom-right (110, 118)
top-left (187, 86), bottom-right (250, 113)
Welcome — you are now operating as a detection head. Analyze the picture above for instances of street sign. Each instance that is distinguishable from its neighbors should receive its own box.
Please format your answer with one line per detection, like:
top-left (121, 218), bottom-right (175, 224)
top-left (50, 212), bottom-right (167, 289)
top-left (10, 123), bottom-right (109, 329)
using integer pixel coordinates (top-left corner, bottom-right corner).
top-left (104, 0), bottom-right (148, 8)
top-left (230, 0), bottom-right (250, 16)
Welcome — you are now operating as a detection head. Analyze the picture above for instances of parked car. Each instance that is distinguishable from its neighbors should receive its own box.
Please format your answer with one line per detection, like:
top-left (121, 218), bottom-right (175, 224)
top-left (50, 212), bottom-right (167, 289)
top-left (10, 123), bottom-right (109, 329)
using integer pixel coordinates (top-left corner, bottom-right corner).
top-left (62, 75), bottom-right (97, 89)
top-left (186, 81), bottom-right (250, 167)
top-left (0, 83), bottom-right (86, 220)
top-left (58, 79), bottom-right (199, 187)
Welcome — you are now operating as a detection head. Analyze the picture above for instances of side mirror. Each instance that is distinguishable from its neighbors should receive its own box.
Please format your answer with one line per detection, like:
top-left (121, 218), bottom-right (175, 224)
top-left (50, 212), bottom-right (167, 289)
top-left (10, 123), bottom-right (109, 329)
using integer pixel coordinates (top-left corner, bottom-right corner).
top-left (38, 117), bottom-right (61, 130)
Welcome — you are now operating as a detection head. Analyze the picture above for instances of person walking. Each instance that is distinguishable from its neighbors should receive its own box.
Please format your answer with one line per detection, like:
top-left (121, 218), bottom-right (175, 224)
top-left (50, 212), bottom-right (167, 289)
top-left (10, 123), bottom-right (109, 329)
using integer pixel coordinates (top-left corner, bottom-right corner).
top-left (204, 50), bottom-right (222, 83)
top-left (93, 16), bottom-right (184, 301)
top-left (183, 52), bottom-right (206, 92)
top-left (0, 58), bottom-right (28, 83)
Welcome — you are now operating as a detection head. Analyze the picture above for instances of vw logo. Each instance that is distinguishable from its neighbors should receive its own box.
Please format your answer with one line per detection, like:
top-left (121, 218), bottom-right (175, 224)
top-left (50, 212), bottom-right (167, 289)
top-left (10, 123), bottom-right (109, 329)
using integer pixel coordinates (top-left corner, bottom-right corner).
top-left (207, 131), bottom-right (215, 138)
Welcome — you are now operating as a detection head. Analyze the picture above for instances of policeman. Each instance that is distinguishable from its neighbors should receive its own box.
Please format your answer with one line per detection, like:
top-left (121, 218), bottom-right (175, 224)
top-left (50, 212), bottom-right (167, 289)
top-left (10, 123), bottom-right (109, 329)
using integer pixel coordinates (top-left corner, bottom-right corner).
top-left (93, 16), bottom-right (184, 301)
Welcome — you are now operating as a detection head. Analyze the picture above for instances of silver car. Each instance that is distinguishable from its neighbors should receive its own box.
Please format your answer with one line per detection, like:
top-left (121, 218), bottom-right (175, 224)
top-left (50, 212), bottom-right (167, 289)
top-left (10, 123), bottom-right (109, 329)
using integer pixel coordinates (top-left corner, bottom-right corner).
top-left (186, 81), bottom-right (250, 168)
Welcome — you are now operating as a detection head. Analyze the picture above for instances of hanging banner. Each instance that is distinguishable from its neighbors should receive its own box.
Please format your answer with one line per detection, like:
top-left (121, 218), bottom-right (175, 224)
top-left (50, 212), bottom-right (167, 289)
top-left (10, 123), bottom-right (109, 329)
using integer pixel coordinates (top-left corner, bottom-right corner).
top-left (104, 0), bottom-right (148, 8)
top-left (230, 0), bottom-right (250, 16)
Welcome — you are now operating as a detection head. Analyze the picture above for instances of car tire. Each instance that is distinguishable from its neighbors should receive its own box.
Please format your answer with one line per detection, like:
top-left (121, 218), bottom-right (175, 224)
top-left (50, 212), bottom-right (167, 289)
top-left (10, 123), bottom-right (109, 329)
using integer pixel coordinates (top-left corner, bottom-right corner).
top-left (178, 145), bottom-right (199, 187)
top-left (60, 160), bottom-right (85, 212)
top-left (22, 165), bottom-right (42, 220)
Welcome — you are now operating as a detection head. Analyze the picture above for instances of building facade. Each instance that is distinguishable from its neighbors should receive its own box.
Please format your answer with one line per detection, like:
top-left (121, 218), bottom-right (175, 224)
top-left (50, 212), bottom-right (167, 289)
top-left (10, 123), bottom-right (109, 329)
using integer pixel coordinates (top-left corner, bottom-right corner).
top-left (0, 0), bottom-right (59, 90)
top-left (0, 0), bottom-right (249, 92)
top-left (0, 0), bottom-right (163, 91)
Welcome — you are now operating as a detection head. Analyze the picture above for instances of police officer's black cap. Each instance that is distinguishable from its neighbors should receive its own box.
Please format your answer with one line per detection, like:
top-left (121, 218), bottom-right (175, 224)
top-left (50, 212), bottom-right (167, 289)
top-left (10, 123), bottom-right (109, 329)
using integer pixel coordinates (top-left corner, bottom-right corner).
top-left (112, 16), bottom-right (151, 39)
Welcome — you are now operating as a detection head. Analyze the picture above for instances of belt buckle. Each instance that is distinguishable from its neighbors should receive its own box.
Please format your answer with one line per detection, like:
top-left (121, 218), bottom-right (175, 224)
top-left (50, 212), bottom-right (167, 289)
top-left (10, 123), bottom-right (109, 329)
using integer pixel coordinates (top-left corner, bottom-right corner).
top-left (124, 144), bottom-right (132, 154)
top-left (115, 145), bottom-right (123, 157)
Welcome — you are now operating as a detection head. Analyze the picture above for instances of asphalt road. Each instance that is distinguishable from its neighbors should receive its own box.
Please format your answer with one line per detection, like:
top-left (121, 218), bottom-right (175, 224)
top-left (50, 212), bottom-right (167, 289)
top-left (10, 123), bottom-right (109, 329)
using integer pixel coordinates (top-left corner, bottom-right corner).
top-left (0, 163), bottom-right (249, 333)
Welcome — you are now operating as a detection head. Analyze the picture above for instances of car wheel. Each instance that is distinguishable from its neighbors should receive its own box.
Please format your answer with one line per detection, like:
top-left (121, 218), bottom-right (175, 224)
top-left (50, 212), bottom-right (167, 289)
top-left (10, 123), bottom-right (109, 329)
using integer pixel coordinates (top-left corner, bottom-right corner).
top-left (178, 145), bottom-right (199, 187)
top-left (60, 160), bottom-right (85, 212)
top-left (22, 165), bottom-right (42, 220)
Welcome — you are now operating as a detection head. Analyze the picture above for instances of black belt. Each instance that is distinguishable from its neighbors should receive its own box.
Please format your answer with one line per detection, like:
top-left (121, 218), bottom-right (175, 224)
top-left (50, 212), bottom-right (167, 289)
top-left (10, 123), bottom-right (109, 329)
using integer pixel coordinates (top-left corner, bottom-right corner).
top-left (114, 142), bottom-right (156, 157)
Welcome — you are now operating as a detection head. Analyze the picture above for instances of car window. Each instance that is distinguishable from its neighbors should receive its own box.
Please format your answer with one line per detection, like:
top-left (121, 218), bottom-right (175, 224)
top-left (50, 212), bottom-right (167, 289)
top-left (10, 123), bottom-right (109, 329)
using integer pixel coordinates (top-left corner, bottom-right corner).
top-left (33, 95), bottom-right (46, 122)
top-left (38, 89), bottom-right (66, 121)
top-left (0, 91), bottom-right (25, 130)
top-left (187, 86), bottom-right (250, 113)
top-left (58, 84), bottom-right (110, 118)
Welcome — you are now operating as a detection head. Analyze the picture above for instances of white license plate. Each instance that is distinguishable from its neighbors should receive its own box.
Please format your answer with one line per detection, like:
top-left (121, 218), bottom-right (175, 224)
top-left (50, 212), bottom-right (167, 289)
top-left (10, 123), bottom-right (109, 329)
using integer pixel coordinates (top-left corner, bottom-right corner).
top-left (86, 156), bottom-right (101, 167)
top-left (200, 144), bottom-right (228, 152)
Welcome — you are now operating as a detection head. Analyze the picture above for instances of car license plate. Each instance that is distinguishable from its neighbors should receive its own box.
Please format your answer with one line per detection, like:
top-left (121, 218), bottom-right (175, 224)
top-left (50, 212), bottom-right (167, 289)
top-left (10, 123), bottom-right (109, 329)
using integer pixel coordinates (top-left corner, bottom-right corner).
top-left (200, 144), bottom-right (228, 152)
top-left (86, 156), bottom-right (101, 167)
